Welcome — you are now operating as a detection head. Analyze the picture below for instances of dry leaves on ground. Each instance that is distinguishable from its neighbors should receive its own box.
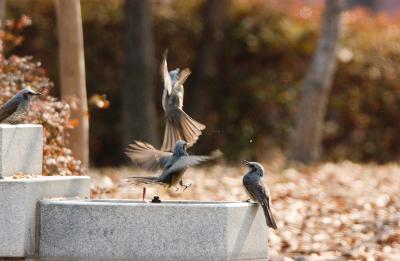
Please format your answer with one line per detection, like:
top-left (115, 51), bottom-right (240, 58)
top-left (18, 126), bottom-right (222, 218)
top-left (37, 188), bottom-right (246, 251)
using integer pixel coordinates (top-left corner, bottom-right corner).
top-left (89, 161), bottom-right (400, 261)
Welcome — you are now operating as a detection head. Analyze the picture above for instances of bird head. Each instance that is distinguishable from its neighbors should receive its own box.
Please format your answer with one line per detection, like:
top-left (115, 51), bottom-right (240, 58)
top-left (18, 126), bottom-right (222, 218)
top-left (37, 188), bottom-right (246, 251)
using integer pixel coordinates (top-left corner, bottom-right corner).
top-left (243, 160), bottom-right (265, 176)
top-left (169, 68), bottom-right (180, 82)
top-left (19, 87), bottom-right (41, 100)
top-left (173, 140), bottom-right (187, 154)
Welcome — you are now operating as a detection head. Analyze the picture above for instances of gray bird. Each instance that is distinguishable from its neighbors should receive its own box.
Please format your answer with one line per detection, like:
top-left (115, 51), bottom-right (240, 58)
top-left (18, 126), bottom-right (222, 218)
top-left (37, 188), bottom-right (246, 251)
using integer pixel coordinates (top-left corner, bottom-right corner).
top-left (125, 140), bottom-right (218, 201)
top-left (161, 50), bottom-right (205, 152)
top-left (0, 87), bottom-right (41, 124)
top-left (242, 161), bottom-right (277, 229)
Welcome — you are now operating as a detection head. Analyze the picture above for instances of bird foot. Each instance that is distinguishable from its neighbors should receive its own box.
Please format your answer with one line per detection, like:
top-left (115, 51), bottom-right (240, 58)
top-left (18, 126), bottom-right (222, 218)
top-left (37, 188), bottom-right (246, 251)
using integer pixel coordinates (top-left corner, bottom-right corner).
top-left (243, 199), bottom-right (252, 202)
top-left (182, 183), bottom-right (192, 191)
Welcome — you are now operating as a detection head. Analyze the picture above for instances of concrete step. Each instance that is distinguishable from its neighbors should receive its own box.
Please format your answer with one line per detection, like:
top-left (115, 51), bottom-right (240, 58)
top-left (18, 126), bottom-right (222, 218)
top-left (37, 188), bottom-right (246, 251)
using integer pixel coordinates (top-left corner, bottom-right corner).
top-left (38, 199), bottom-right (269, 260)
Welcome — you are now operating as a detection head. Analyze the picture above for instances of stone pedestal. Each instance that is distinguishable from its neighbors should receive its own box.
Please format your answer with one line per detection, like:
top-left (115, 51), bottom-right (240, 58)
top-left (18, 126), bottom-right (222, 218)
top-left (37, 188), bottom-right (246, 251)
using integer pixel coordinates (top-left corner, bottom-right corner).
top-left (39, 200), bottom-right (269, 260)
top-left (0, 124), bottom-right (43, 178)
top-left (0, 176), bottom-right (90, 258)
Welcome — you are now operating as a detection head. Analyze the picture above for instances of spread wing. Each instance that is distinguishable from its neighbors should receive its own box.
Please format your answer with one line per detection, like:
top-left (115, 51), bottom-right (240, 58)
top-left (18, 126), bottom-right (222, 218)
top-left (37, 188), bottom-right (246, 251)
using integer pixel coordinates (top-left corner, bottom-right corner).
top-left (0, 97), bottom-right (19, 122)
top-left (173, 68), bottom-right (191, 89)
top-left (161, 50), bottom-right (172, 95)
top-left (165, 150), bottom-right (221, 176)
top-left (125, 141), bottom-right (172, 172)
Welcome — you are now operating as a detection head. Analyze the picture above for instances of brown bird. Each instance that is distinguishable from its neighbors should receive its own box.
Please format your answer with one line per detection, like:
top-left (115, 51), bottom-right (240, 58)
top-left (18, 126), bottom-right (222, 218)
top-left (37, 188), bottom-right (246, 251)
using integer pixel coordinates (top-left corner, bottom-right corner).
top-left (160, 50), bottom-right (205, 151)
top-left (242, 161), bottom-right (277, 229)
top-left (0, 87), bottom-right (41, 124)
top-left (125, 140), bottom-right (219, 201)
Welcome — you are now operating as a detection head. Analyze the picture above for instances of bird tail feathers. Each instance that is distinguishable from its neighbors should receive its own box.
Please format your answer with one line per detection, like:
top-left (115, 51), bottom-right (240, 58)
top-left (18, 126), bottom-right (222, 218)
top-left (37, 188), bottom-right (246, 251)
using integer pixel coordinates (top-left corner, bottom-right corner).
top-left (125, 177), bottom-right (165, 187)
top-left (261, 202), bottom-right (277, 229)
top-left (161, 108), bottom-right (205, 151)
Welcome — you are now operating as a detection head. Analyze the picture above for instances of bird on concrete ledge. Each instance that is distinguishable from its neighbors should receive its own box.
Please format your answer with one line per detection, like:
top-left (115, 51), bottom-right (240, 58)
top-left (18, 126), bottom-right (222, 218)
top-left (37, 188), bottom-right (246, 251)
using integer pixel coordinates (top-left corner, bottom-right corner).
top-left (242, 160), bottom-right (277, 229)
top-left (125, 140), bottom-right (221, 202)
top-left (160, 50), bottom-right (205, 152)
top-left (0, 87), bottom-right (41, 124)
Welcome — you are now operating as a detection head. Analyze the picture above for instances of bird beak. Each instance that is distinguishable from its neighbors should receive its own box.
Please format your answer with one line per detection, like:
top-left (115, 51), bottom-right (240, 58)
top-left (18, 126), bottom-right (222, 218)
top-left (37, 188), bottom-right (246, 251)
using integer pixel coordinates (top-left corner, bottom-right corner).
top-left (32, 92), bottom-right (42, 96)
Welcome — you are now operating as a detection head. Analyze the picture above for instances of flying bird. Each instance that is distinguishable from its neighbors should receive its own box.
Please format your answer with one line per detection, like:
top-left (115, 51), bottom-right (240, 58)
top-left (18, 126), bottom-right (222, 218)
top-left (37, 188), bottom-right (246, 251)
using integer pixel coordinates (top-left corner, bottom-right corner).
top-left (160, 50), bottom-right (205, 151)
top-left (125, 140), bottom-right (219, 201)
top-left (242, 160), bottom-right (277, 229)
top-left (0, 87), bottom-right (41, 124)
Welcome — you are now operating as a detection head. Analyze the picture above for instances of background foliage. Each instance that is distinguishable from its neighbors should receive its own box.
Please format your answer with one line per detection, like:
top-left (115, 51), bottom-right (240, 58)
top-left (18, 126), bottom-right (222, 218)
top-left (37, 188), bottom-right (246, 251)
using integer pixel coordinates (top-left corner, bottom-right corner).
top-left (5, 0), bottom-right (400, 165)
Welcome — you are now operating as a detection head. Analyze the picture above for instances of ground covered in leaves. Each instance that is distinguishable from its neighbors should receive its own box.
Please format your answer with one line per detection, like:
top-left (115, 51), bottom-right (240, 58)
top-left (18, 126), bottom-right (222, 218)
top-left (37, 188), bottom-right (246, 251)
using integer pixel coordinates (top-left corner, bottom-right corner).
top-left (90, 161), bottom-right (400, 261)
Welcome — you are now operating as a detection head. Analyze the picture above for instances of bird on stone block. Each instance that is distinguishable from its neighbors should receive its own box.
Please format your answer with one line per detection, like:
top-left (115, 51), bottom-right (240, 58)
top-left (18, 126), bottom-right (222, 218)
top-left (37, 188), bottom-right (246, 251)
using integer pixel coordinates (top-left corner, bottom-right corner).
top-left (160, 50), bottom-right (205, 152)
top-left (0, 87), bottom-right (41, 124)
top-left (125, 140), bottom-right (221, 202)
top-left (242, 160), bottom-right (277, 229)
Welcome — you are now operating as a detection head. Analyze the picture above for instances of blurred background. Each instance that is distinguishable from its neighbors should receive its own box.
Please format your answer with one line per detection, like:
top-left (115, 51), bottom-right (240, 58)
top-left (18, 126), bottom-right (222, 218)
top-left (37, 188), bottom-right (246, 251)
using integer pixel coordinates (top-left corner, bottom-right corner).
top-left (2, 0), bottom-right (400, 259)
top-left (6, 0), bottom-right (400, 167)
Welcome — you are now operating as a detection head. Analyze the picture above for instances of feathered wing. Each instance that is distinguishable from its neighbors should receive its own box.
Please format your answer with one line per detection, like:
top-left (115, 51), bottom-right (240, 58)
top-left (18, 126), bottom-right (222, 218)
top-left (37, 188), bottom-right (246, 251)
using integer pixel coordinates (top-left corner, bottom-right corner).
top-left (161, 107), bottom-right (206, 151)
top-left (0, 98), bottom-right (19, 123)
top-left (164, 152), bottom-right (221, 176)
top-left (173, 68), bottom-right (191, 88)
top-left (254, 183), bottom-right (277, 229)
top-left (161, 50), bottom-right (172, 95)
top-left (125, 140), bottom-right (172, 171)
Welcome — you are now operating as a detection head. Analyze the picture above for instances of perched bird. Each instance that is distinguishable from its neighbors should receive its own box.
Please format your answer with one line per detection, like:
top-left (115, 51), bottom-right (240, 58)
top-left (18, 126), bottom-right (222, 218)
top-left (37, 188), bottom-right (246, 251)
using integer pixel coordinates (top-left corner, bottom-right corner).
top-left (160, 50), bottom-right (205, 151)
top-left (0, 87), bottom-right (41, 124)
top-left (242, 161), bottom-right (277, 229)
top-left (125, 140), bottom-right (218, 201)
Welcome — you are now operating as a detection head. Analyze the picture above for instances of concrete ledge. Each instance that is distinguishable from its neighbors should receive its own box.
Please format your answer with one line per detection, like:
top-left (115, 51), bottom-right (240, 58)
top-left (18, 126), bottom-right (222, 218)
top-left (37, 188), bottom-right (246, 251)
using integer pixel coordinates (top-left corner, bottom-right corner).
top-left (0, 124), bottom-right (43, 178)
top-left (39, 199), bottom-right (268, 260)
top-left (0, 176), bottom-right (90, 257)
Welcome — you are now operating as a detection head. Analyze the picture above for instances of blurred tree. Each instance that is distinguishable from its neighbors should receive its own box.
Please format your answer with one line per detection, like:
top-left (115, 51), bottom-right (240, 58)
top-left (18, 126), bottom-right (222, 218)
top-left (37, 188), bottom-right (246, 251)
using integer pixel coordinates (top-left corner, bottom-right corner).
top-left (0, 0), bottom-right (5, 28)
top-left (288, 0), bottom-right (345, 163)
top-left (349, 0), bottom-right (377, 9)
top-left (122, 0), bottom-right (158, 154)
top-left (187, 0), bottom-right (230, 123)
top-left (0, 0), bottom-right (6, 57)
top-left (55, 0), bottom-right (89, 168)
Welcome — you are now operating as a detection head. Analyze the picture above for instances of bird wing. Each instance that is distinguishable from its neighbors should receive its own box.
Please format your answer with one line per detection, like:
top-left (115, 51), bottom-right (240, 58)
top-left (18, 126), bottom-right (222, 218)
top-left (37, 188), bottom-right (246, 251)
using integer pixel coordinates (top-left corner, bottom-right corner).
top-left (165, 152), bottom-right (221, 176)
top-left (161, 50), bottom-right (172, 95)
top-left (125, 141), bottom-right (172, 171)
top-left (0, 97), bottom-right (20, 122)
top-left (172, 68), bottom-right (191, 89)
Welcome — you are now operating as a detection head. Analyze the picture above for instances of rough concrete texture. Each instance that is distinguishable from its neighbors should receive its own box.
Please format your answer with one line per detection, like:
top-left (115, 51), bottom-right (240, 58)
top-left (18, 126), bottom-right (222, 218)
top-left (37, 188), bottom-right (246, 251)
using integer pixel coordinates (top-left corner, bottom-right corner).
top-left (0, 124), bottom-right (43, 178)
top-left (0, 176), bottom-right (90, 257)
top-left (39, 199), bottom-right (268, 260)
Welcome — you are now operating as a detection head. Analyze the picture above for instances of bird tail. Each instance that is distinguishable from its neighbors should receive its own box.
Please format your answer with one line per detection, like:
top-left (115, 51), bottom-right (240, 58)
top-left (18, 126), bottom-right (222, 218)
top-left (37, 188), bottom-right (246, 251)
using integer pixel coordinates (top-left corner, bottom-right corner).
top-left (161, 108), bottom-right (205, 151)
top-left (125, 176), bottom-right (165, 187)
top-left (261, 202), bottom-right (277, 229)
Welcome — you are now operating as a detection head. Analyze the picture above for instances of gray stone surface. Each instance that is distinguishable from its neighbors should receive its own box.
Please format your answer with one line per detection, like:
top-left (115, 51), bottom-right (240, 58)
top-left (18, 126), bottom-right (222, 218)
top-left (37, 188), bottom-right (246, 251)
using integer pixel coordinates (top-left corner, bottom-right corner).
top-left (39, 199), bottom-right (269, 260)
top-left (0, 176), bottom-right (90, 257)
top-left (0, 124), bottom-right (43, 178)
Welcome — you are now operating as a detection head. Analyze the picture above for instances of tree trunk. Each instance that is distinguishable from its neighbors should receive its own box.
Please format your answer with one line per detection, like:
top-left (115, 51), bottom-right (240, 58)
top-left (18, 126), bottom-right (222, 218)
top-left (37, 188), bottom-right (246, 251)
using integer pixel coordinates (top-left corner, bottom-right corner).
top-left (0, 0), bottom-right (6, 58)
top-left (187, 0), bottom-right (230, 120)
top-left (55, 0), bottom-right (89, 168)
top-left (122, 0), bottom-right (158, 150)
top-left (288, 0), bottom-right (345, 163)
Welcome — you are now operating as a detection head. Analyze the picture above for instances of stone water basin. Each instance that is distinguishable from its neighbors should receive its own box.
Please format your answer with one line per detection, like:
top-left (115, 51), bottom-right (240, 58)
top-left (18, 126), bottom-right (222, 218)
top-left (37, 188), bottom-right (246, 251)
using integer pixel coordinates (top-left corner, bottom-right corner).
top-left (38, 199), bottom-right (269, 260)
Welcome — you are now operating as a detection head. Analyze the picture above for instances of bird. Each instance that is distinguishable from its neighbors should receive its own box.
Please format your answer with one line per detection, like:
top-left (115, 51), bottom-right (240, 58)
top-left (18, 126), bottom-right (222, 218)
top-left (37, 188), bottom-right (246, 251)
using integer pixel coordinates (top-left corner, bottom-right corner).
top-left (125, 140), bottom-right (219, 201)
top-left (160, 50), bottom-right (205, 152)
top-left (0, 87), bottom-right (41, 124)
top-left (242, 160), bottom-right (277, 229)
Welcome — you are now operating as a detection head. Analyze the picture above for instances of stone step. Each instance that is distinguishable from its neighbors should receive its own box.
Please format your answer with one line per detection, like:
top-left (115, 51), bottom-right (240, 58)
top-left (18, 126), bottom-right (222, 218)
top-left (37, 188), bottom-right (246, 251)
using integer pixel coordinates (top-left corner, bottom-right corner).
top-left (0, 176), bottom-right (90, 257)
top-left (38, 199), bottom-right (269, 260)
top-left (0, 124), bottom-right (43, 178)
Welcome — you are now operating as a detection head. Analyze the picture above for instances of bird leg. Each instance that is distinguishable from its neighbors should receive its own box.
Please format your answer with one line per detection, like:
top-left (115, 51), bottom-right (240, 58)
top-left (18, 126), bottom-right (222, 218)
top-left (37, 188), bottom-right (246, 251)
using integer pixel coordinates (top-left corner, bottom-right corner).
top-left (179, 180), bottom-right (192, 191)
top-left (142, 187), bottom-right (149, 203)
